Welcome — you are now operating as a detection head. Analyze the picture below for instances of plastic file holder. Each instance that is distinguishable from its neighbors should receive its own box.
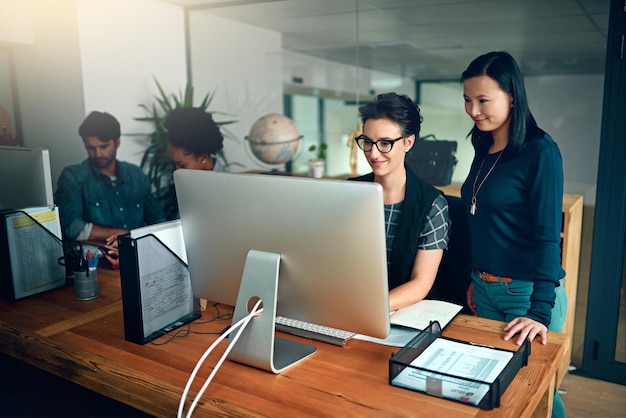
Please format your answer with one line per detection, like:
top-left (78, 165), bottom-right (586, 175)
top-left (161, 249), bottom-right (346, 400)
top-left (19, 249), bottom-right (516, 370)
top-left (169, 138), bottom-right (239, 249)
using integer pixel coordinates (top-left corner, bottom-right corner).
top-left (389, 321), bottom-right (530, 410)
top-left (118, 232), bottom-right (200, 345)
top-left (0, 207), bottom-right (66, 301)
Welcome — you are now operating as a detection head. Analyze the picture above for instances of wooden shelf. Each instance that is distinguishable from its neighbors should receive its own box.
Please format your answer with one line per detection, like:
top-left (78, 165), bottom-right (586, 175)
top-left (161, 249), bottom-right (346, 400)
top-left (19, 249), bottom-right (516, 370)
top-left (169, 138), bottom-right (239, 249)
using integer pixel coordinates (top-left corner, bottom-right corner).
top-left (558, 193), bottom-right (583, 386)
top-left (437, 184), bottom-right (583, 387)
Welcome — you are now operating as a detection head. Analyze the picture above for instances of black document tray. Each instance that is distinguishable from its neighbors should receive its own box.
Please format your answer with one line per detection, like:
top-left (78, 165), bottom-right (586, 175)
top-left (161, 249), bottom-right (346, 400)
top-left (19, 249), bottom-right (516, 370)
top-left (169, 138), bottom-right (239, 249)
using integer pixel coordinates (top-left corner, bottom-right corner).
top-left (389, 321), bottom-right (530, 410)
top-left (118, 232), bottom-right (200, 345)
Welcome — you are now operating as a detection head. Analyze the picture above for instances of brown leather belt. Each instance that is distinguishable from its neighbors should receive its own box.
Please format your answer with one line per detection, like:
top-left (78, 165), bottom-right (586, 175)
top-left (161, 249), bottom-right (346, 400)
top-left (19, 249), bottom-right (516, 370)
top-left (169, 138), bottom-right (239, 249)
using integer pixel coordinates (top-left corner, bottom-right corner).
top-left (476, 270), bottom-right (512, 284)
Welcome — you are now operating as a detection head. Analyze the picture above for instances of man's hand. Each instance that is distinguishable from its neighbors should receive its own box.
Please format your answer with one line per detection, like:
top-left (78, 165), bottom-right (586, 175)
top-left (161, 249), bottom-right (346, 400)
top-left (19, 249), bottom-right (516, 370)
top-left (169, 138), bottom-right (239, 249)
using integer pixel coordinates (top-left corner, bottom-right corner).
top-left (101, 234), bottom-right (120, 270)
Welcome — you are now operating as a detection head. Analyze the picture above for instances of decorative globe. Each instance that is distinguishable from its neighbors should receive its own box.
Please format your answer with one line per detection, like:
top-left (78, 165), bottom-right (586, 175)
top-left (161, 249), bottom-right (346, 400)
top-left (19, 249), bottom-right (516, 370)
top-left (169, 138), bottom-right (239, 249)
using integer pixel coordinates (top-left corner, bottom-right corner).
top-left (245, 114), bottom-right (301, 165)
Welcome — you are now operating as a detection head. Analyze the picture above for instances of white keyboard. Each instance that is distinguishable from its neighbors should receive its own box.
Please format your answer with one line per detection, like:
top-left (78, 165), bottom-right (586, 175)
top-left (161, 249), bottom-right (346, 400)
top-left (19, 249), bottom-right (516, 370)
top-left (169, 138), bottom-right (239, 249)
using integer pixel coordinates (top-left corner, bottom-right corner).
top-left (274, 316), bottom-right (355, 347)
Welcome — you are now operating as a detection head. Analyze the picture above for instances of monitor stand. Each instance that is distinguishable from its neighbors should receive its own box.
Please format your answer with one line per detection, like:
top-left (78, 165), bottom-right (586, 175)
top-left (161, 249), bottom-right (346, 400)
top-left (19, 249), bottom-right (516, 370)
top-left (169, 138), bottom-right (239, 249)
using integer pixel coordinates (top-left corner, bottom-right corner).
top-left (227, 249), bottom-right (317, 373)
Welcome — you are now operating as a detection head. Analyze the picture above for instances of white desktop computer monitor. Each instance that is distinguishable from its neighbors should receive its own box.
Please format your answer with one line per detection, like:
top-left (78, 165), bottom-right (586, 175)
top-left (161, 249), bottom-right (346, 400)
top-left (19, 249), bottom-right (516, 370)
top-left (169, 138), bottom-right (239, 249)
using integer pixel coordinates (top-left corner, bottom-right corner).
top-left (174, 170), bottom-right (390, 373)
top-left (0, 146), bottom-right (54, 210)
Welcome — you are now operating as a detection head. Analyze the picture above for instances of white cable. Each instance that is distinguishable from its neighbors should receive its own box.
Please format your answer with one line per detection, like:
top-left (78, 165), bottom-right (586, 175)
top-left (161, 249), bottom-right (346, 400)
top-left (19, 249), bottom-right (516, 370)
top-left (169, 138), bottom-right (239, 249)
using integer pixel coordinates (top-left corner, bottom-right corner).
top-left (177, 300), bottom-right (263, 418)
top-left (186, 301), bottom-right (261, 417)
top-left (178, 302), bottom-right (260, 417)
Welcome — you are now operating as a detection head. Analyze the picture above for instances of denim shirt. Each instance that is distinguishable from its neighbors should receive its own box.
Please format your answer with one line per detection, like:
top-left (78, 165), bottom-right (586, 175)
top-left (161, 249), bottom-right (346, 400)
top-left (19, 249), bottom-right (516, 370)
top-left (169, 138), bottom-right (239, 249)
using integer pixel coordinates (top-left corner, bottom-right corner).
top-left (55, 159), bottom-right (165, 240)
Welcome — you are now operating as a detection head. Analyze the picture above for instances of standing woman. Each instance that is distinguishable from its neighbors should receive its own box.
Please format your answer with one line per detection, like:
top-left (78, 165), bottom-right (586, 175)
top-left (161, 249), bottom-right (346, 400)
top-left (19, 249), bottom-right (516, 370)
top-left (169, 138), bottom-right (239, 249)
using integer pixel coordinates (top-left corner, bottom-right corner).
top-left (165, 107), bottom-right (227, 172)
top-left (350, 93), bottom-right (450, 312)
top-left (462, 52), bottom-right (567, 418)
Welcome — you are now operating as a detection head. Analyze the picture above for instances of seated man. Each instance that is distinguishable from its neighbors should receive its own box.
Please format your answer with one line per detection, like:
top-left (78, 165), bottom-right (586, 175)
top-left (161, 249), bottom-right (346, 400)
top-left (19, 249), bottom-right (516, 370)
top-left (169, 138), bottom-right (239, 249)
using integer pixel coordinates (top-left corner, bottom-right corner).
top-left (55, 111), bottom-right (165, 268)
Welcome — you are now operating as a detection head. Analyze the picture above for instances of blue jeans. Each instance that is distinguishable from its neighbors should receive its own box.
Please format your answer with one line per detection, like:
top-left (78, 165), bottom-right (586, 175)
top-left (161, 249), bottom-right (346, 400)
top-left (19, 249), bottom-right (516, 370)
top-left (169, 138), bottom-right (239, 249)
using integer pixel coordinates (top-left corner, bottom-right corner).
top-left (471, 271), bottom-right (567, 331)
top-left (471, 271), bottom-right (567, 417)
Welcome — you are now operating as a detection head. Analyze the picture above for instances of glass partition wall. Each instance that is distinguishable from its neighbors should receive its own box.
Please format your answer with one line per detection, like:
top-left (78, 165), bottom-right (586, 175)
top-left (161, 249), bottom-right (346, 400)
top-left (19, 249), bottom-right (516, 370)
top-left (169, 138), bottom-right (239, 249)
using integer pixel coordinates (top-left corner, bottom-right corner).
top-left (285, 91), bottom-right (369, 178)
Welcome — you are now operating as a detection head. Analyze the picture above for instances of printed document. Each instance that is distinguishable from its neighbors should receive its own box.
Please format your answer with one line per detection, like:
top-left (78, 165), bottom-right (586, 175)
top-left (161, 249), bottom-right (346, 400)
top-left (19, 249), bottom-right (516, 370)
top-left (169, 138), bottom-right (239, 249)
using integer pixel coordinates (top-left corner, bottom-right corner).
top-left (134, 233), bottom-right (195, 337)
top-left (391, 337), bottom-right (513, 405)
top-left (3, 207), bottom-right (65, 299)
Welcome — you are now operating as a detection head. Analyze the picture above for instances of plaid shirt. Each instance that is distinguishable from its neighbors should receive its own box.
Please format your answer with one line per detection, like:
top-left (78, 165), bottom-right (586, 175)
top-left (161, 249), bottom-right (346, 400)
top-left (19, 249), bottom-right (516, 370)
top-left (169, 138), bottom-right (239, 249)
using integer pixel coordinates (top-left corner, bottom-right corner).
top-left (384, 194), bottom-right (449, 269)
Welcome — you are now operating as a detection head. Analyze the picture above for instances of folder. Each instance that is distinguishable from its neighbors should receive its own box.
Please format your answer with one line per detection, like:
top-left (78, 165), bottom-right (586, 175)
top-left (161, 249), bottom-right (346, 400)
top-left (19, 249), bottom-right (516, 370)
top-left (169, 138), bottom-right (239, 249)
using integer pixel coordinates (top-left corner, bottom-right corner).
top-left (118, 221), bottom-right (200, 345)
top-left (0, 207), bottom-right (66, 301)
top-left (389, 321), bottom-right (530, 410)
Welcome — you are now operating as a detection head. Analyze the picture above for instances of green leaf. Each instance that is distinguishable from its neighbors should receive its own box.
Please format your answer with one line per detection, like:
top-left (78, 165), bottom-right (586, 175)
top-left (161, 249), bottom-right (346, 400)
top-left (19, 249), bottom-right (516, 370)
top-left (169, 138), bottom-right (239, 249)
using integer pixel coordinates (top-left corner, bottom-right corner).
top-left (308, 143), bottom-right (328, 160)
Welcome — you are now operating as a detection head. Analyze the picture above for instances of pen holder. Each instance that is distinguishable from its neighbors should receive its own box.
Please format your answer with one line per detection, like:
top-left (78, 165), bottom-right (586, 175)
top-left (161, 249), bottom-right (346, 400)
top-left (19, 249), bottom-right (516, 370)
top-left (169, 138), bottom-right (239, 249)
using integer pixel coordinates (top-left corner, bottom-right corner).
top-left (60, 242), bottom-right (84, 286)
top-left (74, 268), bottom-right (99, 300)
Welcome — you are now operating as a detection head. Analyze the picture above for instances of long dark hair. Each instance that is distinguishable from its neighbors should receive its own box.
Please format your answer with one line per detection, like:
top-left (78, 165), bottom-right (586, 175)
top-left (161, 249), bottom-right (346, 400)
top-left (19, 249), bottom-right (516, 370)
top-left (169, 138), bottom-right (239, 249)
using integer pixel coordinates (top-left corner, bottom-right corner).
top-left (461, 51), bottom-right (543, 158)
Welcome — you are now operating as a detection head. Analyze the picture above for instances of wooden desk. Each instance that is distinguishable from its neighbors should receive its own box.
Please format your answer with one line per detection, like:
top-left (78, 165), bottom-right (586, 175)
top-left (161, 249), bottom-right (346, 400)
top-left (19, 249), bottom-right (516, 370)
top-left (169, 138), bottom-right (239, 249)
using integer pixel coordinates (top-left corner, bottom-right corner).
top-left (0, 268), bottom-right (566, 417)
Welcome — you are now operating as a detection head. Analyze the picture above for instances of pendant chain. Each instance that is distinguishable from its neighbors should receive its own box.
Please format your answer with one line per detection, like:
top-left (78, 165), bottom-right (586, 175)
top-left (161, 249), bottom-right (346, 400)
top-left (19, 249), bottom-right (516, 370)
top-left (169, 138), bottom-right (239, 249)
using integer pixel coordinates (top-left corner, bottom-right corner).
top-left (470, 151), bottom-right (504, 215)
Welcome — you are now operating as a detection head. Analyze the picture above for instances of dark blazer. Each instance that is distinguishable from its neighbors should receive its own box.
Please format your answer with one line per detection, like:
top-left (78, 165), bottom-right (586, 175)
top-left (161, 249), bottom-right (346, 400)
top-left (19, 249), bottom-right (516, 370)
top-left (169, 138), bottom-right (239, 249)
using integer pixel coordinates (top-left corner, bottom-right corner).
top-left (349, 166), bottom-right (442, 290)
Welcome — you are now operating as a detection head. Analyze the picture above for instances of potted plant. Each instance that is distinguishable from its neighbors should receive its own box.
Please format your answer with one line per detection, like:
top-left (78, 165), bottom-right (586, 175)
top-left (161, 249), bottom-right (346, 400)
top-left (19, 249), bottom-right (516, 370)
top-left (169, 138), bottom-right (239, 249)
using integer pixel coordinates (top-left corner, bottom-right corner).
top-left (307, 143), bottom-right (327, 178)
top-left (134, 78), bottom-right (236, 219)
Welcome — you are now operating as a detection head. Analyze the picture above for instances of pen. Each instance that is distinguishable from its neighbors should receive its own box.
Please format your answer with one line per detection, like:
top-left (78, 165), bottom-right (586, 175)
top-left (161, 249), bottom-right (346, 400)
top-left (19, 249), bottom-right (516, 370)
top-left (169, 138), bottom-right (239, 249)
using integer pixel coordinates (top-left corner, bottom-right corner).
top-left (85, 248), bottom-right (99, 269)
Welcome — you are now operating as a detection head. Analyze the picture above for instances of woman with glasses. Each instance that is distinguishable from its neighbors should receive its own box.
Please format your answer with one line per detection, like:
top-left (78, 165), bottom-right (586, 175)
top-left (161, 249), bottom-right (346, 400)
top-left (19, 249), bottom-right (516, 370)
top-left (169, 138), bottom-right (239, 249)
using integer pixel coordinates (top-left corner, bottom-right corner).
top-left (350, 92), bottom-right (450, 312)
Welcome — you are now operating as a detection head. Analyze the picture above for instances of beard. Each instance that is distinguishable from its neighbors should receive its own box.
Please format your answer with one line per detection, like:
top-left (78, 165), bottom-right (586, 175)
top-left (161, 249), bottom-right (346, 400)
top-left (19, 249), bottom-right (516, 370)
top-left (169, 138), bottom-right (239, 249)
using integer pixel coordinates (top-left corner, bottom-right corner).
top-left (91, 155), bottom-right (115, 169)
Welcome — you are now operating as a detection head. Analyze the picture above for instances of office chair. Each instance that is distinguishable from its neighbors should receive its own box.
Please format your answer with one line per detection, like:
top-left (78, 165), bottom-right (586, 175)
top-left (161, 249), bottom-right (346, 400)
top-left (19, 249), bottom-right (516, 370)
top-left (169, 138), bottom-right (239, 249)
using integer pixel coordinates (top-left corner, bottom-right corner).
top-left (432, 195), bottom-right (473, 314)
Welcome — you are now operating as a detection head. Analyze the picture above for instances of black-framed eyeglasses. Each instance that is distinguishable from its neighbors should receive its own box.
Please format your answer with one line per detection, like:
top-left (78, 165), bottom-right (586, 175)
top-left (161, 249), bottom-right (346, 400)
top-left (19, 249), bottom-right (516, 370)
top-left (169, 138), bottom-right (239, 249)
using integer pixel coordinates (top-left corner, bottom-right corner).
top-left (354, 135), bottom-right (404, 153)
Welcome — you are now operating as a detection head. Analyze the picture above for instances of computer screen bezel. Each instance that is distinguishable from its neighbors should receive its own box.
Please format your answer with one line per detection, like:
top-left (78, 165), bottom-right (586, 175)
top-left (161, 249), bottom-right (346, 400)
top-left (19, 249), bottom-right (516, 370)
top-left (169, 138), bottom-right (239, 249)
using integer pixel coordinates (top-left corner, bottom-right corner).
top-left (174, 170), bottom-right (390, 341)
top-left (0, 146), bottom-right (54, 210)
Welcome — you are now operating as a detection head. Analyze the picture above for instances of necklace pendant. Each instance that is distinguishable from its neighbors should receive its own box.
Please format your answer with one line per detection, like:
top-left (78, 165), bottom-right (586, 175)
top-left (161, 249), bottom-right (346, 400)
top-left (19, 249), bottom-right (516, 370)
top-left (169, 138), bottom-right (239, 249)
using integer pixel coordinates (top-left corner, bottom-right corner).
top-left (470, 151), bottom-right (503, 217)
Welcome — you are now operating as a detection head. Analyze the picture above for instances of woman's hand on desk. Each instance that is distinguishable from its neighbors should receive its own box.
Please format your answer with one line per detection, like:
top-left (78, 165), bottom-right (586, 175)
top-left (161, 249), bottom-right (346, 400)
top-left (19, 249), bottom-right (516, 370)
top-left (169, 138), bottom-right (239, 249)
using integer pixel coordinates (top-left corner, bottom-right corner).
top-left (503, 316), bottom-right (548, 346)
top-left (466, 283), bottom-right (548, 345)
